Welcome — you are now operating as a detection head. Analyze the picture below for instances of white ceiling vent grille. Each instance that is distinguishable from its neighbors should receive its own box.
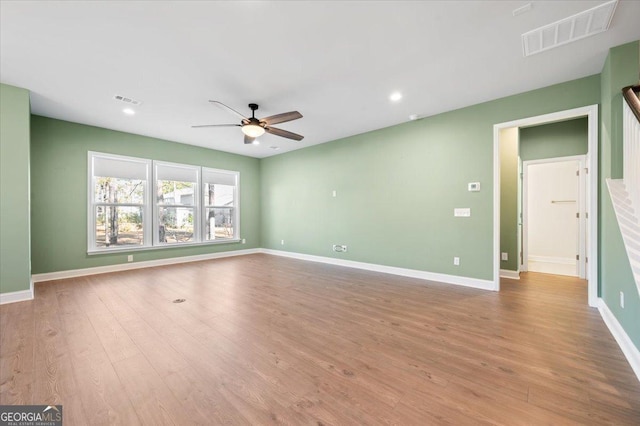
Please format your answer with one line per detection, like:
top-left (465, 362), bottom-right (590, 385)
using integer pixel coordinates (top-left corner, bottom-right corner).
top-left (522, 0), bottom-right (617, 57)
top-left (113, 94), bottom-right (142, 105)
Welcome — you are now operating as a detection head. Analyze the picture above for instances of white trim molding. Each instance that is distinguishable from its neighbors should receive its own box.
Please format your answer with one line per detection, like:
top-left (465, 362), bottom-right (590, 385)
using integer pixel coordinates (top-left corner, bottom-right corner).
top-left (261, 249), bottom-right (495, 291)
top-left (31, 247), bottom-right (495, 292)
top-left (527, 255), bottom-right (576, 265)
top-left (0, 279), bottom-right (34, 305)
top-left (493, 104), bottom-right (599, 306)
top-left (598, 298), bottom-right (640, 382)
top-left (500, 269), bottom-right (521, 280)
top-left (32, 248), bottom-right (260, 283)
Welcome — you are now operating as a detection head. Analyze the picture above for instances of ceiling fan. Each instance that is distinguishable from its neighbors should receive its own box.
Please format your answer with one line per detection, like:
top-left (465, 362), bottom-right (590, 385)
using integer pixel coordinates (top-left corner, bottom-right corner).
top-left (192, 101), bottom-right (304, 144)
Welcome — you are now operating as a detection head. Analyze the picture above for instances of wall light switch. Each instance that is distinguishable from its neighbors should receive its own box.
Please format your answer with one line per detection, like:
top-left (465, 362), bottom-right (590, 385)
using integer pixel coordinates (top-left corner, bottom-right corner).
top-left (454, 208), bottom-right (471, 217)
top-left (501, 252), bottom-right (508, 261)
top-left (332, 190), bottom-right (337, 197)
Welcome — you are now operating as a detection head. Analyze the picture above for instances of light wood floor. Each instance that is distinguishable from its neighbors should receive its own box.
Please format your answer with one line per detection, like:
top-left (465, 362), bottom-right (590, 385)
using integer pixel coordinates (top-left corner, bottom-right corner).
top-left (1, 254), bottom-right (639, 425)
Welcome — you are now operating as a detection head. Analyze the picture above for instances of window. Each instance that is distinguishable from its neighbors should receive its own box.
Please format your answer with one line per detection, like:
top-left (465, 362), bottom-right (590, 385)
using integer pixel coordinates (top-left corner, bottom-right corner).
top-left (88, 152), bottom-right (239, 253)
top-left (89, 153), bottom-right (151, 250)
top-left (155, 162), bottom-right (199, 245)
top-left (202, 168), bottom-right (238, 241)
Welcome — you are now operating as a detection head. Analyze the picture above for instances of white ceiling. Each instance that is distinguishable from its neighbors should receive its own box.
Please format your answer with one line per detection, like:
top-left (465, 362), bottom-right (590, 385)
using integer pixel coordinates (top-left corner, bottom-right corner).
top-left (1, 1), bottom-right (639, 158)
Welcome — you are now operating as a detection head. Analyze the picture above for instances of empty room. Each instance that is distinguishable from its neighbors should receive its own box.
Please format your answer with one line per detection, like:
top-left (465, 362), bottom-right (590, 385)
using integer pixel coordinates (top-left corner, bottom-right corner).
top-left (1, 1), bottom-right (640, 424)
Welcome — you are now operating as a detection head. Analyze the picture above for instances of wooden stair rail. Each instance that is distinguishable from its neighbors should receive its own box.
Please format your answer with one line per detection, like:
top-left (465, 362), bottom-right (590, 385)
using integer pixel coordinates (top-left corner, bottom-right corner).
top-left (622, 84), bottom-right (640, 123)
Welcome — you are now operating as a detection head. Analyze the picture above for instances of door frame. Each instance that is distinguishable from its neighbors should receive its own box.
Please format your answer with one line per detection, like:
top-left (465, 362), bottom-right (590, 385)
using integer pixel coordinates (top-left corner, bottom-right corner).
top-left (521, 155), bottom-right (587, 279)
top-left (493, 104), bottom-right (598, 307)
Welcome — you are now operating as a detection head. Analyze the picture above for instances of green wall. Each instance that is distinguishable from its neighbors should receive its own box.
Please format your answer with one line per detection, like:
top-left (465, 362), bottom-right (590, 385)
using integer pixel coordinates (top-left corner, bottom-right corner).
top-left (519, 117), bottom-right (588, 161)
top-left (500, 118), bottom-right (589, 272)
top-left (599, 41), bottom-right (640, 349)
top-left (30, 116), bottom-right (261, 274)
top-left (0, 84), bottom-right (31, 294)
top-left (499, 128), bottom-right (519, 272)
top-left (261, 75), bottom-right (601, 281)
top-left (5, 43), bottom-right (639, 352)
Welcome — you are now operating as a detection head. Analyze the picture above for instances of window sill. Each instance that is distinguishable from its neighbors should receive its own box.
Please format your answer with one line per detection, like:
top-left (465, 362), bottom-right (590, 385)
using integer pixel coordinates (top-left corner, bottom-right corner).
top-left (87, 238), bottom-right (241, 255)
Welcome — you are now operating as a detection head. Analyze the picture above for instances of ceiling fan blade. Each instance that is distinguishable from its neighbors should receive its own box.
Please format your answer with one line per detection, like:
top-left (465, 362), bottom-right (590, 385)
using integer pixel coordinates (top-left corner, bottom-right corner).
top-left (191, 124), bottom-right (241, 128)
top-left (265, 126), bottom-right (304, 141)
top-left (244, 135), bottom-right (256, 144)
top-left (260, 111), bottom-right (302, 126)
top-left (209, 100), bottom-right (250, 124)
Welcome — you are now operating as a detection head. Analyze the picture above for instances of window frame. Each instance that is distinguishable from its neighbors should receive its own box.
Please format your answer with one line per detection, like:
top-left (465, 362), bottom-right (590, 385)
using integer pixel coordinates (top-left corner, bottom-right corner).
top-left (87, 151), bottom-right (152, 253)
top-left (87, 152), bottom-right (241, 255)
top-left (201, 167), bottom-right (240, 243)
top-left (153, 160), bottom-right (201, 247)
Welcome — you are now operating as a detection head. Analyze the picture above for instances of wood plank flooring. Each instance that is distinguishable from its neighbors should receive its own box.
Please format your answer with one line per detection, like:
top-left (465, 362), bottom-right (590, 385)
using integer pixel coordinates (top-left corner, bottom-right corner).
top-left (1, 254), bottom-right (639, 425)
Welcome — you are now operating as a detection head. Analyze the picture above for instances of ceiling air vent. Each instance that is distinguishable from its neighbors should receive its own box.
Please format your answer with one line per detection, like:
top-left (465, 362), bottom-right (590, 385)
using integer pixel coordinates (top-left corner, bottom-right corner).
top-left (113, 94), bottom-right (142, 105)
top-left (522, 0), bottom-right (617, 57)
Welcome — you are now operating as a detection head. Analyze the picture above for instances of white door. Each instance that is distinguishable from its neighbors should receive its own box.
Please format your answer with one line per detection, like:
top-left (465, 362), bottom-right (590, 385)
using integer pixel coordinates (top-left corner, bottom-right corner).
top-left (523, 157), bottom-right (586, 277)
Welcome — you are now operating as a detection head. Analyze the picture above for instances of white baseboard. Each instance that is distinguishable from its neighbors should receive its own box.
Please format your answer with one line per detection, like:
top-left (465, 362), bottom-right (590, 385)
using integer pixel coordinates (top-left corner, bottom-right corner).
top-left (32, 248), bottom-right (260, 283)
top-left (260, 249), bottom-right (496, 291)
top-left (0, 279), bottom-right (34, 305)
top-left (30, 246), bottom-right (495, 292)
top-left (528, 255), bottom-right (575, 265)
top-left (598, 298), bottom-right (640, 382)
top-left (500, 269), bottom-right (520, 280)
top-left (528, 255), bottom-right (577, 277)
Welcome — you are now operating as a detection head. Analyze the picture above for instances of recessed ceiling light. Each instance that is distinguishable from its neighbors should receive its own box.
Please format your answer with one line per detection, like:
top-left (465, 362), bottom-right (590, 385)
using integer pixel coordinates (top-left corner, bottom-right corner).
top-left (389, 92), bottom-right (403, 102)
top-left (123, 108), bottom-right (135, 115)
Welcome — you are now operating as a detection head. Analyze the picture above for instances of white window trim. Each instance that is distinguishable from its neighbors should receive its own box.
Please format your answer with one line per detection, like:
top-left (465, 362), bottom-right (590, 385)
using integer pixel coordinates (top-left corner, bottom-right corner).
top-left (201, 167), bottom-right (240, 243)
top-left (87, 152), bottom-right (241, 254)
top-left (153, 160), bottom-right (201, 246)
top-left (87, 151), bottom-right (152, 253)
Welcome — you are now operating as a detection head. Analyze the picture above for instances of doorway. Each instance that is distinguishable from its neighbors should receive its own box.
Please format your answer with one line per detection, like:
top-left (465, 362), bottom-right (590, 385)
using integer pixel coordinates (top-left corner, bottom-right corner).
top-left (493, 105), bottom-right (598, 307)
top-left (522, 156), bottom-right (587, 278)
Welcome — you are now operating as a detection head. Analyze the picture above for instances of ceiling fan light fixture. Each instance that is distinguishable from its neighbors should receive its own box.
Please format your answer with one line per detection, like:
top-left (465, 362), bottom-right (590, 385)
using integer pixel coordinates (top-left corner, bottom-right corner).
top-left (242, 123), bottom-right (265, 138)
top-left (194, 101), bottom-right (303, 142)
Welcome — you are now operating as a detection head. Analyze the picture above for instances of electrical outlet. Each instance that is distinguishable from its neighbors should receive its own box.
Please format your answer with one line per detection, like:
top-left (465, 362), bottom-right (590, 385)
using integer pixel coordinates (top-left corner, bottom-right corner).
top-left (127, 255), bottom-right (133, 262)
top-left (281, 239), bottom-right (285, 245)
top-left (241, 238), bottom-right (246, 244)
top-left (501, 252), bottom-right (508, 261)
top-left (620, 291), bottom-right (624, 308)
top-left (453, 257), bottom-right (460, 266)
